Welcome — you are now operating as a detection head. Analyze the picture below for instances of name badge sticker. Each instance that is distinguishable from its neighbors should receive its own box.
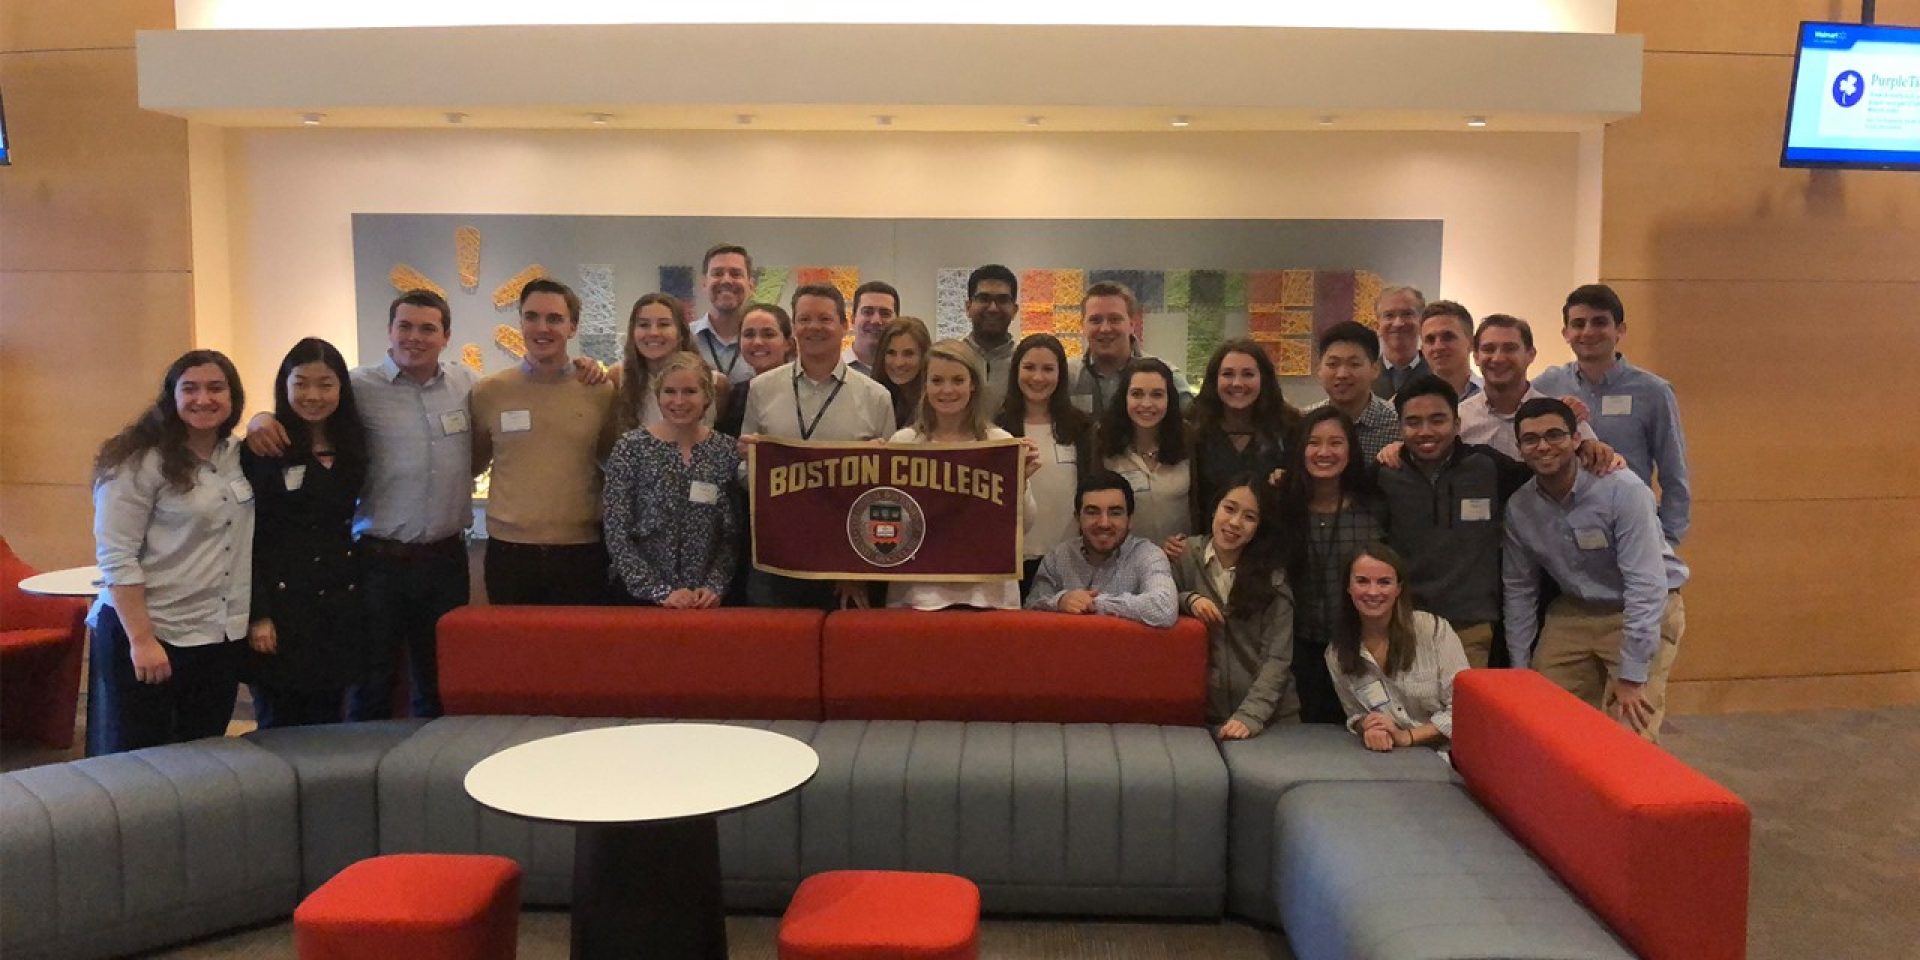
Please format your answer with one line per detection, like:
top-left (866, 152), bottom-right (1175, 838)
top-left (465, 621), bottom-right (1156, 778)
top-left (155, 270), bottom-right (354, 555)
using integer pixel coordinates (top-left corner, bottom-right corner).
top-left (499, 409), bottom-right (533, 433)
top-left (689, 481), bottom-right (720, 505)
top-left (439, 409), bottom-right (470, 436)
top-left (283, 465), bottom-right (306, 492)
top-left (1056, 443), bottom-right (1077, 465)
top-left (1459, 497), bottom-right (1493, 522)
top-left (228, 477), bottom-right (255, 503)
top-left (1357, 680), bottom-right (1393, 712)
top-left (1122, 469), bottom-right (1151, 494)
top-left (1600, 394), bottom-right (1634, 417)
top-left (1575, 527), bottom-right (1610, 550)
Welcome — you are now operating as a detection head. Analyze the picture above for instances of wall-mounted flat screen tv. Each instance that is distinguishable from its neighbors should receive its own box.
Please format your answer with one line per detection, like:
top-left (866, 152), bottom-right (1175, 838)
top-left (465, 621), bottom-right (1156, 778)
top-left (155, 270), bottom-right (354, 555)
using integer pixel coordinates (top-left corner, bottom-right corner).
top-left (1782, 21), bottom-right (1920, 171)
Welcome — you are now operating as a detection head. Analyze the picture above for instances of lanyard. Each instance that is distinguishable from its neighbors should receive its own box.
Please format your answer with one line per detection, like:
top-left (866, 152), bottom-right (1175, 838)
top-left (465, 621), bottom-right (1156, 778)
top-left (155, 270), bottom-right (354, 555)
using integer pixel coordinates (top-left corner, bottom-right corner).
top-left (700, 328), bottom-right (741, 379)
top-left (793, 373), bottom-right (846, 441)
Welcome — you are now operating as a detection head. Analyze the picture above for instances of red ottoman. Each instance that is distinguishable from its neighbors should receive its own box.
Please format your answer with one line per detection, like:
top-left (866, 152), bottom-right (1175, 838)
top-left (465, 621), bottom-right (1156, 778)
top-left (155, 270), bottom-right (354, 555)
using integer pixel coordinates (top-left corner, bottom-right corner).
top-left (295, 854), bottom-right (523, 960)
top-left (779, 870), bottom-right (980, 960)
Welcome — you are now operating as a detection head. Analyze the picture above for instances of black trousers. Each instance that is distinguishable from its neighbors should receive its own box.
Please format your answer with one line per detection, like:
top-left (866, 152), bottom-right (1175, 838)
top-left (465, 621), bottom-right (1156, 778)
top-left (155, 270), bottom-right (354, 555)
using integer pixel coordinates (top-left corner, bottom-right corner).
top-left (348, 538), bottom-right (469, 721)
top-left (87, 604), bottom-right (242, 756)
top-left (1292, 640), bottom-right (1347, 725)
top-left (250, 684), bottom-right (344, 729)
top-left (484, 539), bottom-right (611, 606)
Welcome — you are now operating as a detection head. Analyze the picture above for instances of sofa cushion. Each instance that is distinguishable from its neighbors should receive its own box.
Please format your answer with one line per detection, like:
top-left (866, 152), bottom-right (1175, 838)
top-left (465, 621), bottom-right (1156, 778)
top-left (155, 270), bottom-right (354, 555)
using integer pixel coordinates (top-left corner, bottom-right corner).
top-left (1451, 670), bottom-right (1750, 960)
top-left (800, 720), bottom-right (1227, 918)
top-left (375, 715), bottom-right (815, 911)
top-left (820, 610), bottom-right (1207, 725)
top-left (1274, 781), bottom-right (1636, 960)
top-left (437, 606), bottom-right (826, 720)
top-left (1219, 725), bottom-right (1460, 924)
top-left (0, 737), bottom-right (301, 960)
top-left (245, 719), bottom-right (430, 894)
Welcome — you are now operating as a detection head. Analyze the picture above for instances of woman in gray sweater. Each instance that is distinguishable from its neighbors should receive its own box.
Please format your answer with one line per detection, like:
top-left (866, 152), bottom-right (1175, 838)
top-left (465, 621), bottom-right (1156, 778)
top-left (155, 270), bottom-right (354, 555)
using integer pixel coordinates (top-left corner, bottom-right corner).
top-left (1171, 475), bottom-right (1299, 739)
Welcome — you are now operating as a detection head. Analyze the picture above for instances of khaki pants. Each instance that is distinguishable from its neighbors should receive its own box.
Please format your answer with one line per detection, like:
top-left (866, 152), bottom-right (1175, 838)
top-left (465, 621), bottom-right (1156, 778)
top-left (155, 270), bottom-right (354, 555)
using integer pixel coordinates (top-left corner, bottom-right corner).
top-left (1455, 621), bottom-right (1496, 670)
top-left (1533, 591), bottom-right (1686, 742)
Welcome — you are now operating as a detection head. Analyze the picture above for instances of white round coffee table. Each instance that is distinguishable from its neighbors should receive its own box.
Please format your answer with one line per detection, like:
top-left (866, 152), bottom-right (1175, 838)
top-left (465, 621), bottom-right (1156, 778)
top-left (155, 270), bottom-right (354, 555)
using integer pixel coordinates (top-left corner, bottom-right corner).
top-left (17, 565), bottom-right (105, 597)
top-left (465, 723), bottom-right (818, 960)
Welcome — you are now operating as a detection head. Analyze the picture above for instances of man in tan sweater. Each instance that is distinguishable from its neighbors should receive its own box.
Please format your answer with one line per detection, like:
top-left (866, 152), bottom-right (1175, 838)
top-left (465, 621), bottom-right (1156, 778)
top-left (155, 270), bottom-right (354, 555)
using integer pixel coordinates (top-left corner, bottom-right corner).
top-left (471, 278), bottom-right (619, 604)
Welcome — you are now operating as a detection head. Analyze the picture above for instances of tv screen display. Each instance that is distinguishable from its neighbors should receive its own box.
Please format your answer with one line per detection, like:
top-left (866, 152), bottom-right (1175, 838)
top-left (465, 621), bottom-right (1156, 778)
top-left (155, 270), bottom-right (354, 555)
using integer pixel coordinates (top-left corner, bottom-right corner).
top-left (1782, 21), bottom-right (1920, 171)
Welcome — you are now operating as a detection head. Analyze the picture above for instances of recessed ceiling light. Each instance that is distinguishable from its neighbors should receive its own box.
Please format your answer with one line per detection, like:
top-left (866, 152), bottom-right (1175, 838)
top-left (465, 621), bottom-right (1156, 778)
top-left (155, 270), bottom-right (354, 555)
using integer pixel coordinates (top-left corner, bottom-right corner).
top-left (1466, 116), bottom-right (1489, 128)
top-left (588, 113), bottom-right (613, 126)
top-left (735, 113), bottom-right (755, 126)
top-left (1317, 115), bottom-right (1337, 126)
top-left (1170, 115), bottom-right (1192, 128)
top-left (1024, 115), bottom-right (1044, 128)
top-left (445, 112), bottom-right (468, 125)
top-left (300, 112), bottom-right (323, 126)
top-left (875, 114), bottom-right (894, 127)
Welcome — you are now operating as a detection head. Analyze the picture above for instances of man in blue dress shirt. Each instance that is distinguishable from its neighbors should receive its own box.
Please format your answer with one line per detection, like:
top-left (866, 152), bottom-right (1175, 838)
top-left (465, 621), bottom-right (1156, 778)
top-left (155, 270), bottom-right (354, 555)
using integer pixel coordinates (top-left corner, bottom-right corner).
top-left (1503, 398), bottom-right (1688, 742)
top-left (1531, 284), bottom-right (1691, 546)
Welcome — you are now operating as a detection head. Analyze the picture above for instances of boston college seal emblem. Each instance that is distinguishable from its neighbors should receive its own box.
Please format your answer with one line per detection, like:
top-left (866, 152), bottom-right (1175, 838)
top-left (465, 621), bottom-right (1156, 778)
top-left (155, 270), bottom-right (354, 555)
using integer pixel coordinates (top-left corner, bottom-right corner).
top-left (847, 486), bottom-right (927, 568)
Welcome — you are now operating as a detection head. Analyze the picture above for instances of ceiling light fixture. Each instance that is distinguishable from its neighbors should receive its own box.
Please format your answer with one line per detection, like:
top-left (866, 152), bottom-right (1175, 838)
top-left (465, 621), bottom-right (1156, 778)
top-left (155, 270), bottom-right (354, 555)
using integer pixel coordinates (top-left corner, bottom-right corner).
top-left (875, 114), bottom-right (894, 127)
top-left (735, 113), bottom-right (755, 126)
top-left (588, 112), bottom-right (613, 126)
top-left (1024, 115), bottom-right (1044, 128)
top-left (445, 112), bottom-right (468, 125)
top-left (1466, 115), bottom-right (1489, 128)
top-left (300, 112), bottom-right (323, 126)
top-left (1317, 115), bottom-right (1337, 126)
top-left (1170, 115), bottom-right (1192, 128)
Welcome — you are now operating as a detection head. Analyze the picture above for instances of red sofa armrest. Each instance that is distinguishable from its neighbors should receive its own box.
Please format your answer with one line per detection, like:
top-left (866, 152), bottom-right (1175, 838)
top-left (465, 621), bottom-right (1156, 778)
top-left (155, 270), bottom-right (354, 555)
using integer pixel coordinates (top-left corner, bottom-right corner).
top-left (821, 609), bottom-right (1208, 725)
top-left (438, 606), bottom-right (825, 720)
top-left (1451, 669), bottom-right (1750, 960)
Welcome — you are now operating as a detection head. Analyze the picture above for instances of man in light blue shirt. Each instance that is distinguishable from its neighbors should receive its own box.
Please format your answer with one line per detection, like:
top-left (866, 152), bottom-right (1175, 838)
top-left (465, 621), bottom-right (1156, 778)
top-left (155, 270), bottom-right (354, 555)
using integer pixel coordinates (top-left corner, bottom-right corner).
top-left (1531, 284), bottom-right (1691, 545)
top-left (1026, 470), bottom-right (1179, 628)
top-left (689, 243), bottom-right (758, 385)
top-left (1502, 397), bottom-right (1688, 741)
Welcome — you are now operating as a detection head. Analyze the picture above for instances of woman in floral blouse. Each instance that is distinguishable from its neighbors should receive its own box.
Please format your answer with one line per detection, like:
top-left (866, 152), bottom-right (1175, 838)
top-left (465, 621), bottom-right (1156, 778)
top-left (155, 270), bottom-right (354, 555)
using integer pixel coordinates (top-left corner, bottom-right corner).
top-left (603, 352), bottom-right (740, 607)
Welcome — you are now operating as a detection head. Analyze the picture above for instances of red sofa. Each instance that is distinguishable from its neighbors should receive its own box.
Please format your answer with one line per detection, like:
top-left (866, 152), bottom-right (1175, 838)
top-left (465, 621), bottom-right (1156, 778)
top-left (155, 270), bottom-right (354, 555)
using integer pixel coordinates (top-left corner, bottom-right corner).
top-left (0, 537), bottom-right (89, 749)
top-left (437, 606), bottom-right (1209, 725)
top-left (437, 606), bottom-right (826, 719)
top-left (1452, 669), bottom-right (1751, 960)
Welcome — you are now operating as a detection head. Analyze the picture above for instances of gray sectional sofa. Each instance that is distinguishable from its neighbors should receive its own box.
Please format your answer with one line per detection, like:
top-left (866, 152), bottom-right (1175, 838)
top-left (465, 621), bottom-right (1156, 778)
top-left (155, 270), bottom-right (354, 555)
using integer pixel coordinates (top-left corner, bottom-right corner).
top-left (1, 715), bottom-right (1640, 960)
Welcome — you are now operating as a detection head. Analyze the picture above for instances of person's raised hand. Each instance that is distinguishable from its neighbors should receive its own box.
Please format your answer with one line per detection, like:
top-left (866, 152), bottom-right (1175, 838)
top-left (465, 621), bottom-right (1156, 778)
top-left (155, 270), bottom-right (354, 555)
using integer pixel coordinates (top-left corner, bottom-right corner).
top-left (572, 356), bottom-right (610, 386)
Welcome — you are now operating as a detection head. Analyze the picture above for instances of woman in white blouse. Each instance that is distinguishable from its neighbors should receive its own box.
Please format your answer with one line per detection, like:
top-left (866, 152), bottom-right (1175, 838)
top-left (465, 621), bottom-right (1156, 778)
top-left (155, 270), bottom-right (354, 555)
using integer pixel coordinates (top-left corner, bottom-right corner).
top-left (884, 339), bottom-right (1039, 611)
top-left (1096, 357), bottom-right (1196, 561)
top-left (1325, 542), bottom-right (1471, 751)
top-left (992, 333), bottom-right (1094, 598)
top-left (89, 350), bottom-right (255, 755)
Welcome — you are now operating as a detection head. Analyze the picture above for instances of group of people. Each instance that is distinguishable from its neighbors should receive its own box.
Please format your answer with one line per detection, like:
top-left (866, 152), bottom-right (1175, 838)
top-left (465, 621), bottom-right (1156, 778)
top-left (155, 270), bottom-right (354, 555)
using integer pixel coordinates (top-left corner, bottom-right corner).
top-left (86, 241), bottom-right (1690, 760)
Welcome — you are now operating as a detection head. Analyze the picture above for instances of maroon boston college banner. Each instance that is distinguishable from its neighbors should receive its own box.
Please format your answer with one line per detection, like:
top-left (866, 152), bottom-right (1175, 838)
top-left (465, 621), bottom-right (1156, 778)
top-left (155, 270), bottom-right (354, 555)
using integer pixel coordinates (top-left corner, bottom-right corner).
top-left (750, 438), bottom-right (1025, 581)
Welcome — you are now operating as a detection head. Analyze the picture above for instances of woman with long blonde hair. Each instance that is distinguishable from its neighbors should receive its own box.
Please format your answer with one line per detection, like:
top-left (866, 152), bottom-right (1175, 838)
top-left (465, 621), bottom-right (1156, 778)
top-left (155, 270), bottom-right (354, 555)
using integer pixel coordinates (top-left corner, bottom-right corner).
top-left (880, 340), bottom-right (1039, 611)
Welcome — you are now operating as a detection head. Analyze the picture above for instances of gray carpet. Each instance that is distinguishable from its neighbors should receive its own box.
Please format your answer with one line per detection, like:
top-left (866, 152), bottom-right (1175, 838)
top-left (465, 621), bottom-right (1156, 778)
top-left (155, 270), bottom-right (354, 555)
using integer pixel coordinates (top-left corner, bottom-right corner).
top-left (10, 706), bottom-right (1918, 959)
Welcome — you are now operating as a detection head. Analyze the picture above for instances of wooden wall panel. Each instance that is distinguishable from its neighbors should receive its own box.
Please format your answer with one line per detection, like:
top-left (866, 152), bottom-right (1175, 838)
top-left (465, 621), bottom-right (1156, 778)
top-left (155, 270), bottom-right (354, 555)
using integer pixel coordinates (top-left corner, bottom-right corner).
top-left (0, 49), bottom-right (192, 273)
top-left (1601, 53), bottom-right (1920, 284)
top-left (1602, 279), bottom-right (1920, 503)
top-left (1606, 3), bottom-right (1920, 709)
top-left (1620, 0), bottom-right (1920, 56)
top-left (0, 271), bottom-right (196, 485)
top-left (1676, 498), bottom-right (1920, 682)
top-left (0, 484), bottom-right (95, 571)
top-left (0, 0), bottom-right (172, 53)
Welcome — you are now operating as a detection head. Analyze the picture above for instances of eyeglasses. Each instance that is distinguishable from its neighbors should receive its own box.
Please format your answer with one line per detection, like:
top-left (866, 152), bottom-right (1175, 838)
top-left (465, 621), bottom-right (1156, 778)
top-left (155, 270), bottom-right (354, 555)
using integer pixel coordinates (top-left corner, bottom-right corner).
top-left (970, 292), bottom-right (1015, 307)
top-left (1516, 428), bottom-right (1573, 449)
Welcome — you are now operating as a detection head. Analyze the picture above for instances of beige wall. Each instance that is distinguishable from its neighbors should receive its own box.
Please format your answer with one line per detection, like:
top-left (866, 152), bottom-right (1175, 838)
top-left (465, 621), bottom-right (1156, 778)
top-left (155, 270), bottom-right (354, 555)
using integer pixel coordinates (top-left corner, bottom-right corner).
top-left (0, 0), bottom-right (192, 569)
top-left (1611, 0), bottom-right (1920, 711)
top-left (209, 127), bottom-right (1592, 393)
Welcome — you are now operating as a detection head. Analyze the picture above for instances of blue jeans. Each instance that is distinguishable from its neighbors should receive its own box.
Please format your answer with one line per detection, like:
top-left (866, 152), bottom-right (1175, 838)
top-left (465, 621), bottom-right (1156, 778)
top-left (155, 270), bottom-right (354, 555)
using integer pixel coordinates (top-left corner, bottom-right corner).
top-left (347, 539), bottom-right (469, 720)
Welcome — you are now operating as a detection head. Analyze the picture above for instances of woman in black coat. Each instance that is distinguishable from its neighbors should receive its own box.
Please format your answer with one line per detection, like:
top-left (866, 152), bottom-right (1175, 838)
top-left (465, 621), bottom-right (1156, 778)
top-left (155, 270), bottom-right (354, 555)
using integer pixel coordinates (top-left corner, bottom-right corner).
top-left (241, 338), bottom-right (370, 728)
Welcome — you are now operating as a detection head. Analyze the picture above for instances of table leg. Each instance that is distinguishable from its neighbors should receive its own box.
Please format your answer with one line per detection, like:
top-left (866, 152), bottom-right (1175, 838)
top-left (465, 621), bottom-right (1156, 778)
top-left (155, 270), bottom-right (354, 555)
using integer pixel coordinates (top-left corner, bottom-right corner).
top-left (572, 817), bottom-right (727, 960)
